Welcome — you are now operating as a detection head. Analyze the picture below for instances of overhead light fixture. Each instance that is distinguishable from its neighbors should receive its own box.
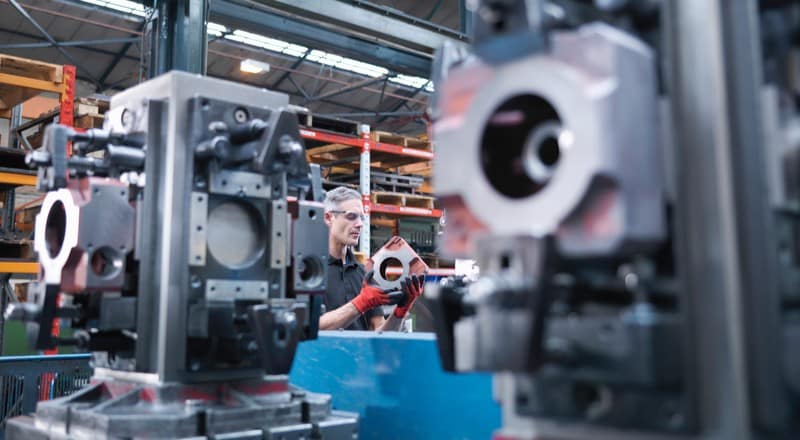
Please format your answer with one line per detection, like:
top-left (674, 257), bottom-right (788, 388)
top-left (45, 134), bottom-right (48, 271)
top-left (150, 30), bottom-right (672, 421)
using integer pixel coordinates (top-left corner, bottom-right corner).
top-left (240, 59), bottom-right (270, 74)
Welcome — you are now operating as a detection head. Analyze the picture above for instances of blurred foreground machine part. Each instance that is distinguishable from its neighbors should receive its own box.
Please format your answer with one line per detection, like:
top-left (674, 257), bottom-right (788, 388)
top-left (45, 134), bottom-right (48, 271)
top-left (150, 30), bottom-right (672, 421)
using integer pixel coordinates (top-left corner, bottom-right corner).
top-left (4, 72), bottom-right (357, 439)
top-left (428, 0), bottom-right (800, 439)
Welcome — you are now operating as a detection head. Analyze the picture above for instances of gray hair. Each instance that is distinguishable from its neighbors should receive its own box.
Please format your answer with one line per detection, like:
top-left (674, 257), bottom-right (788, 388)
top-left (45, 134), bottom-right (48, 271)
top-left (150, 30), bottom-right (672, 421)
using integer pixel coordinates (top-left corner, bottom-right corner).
top-left (324, 186), bottom-right (362, 212)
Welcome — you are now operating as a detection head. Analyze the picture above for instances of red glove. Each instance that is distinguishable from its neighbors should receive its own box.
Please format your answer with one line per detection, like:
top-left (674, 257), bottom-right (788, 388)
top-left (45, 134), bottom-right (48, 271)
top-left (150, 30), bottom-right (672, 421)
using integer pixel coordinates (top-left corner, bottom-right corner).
top-left (351, 271), bottom-right (394, 313)
top-left (394, 274), bottom-right (424, 318)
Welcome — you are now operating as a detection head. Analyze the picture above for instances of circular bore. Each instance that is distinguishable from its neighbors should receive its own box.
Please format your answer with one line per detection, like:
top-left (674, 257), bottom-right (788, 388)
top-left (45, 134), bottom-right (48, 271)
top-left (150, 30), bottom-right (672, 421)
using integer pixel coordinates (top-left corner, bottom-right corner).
top-left (379, 257), bottom-right (404, 282)
top-left (90, 246), bottom-right (124, 279)
top-left (371, 251), bottom-right (412, 290)
top-left (207, 201), bottom-right (264, 269)
top-left (522, 121), bottom-right (565, 184)
top-left (44, 200), bottom-right (67, 259)
top-left (297, 255), bottom-right (324, 289)
top-left (480, 94), bottom-right (564, 199)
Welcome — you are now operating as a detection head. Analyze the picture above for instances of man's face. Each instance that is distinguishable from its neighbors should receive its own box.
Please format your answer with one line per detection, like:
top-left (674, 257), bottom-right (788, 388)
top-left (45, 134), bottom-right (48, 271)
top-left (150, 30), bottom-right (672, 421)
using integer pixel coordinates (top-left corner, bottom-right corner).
top-left (325, 198), bottom-right (364, 247)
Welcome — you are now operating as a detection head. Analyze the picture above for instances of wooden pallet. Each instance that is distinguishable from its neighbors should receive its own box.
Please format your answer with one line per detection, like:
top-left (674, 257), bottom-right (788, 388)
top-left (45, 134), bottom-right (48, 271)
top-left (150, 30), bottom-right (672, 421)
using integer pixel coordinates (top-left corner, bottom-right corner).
top-left (0, 54), bottom-right (64, 111)
top-left (75, 96), bottom-right (110, 117)
top-left (14, 281), bottom-right (30, 302)
top-left (370, 191), bottom-right (436, 210)
top-left (0, 238), bottom-right (33, 259)
top-left (370, 131), bottom-right (432, 151)
top-left (0, 54), bottom-right (62, 82)
top-left (74, 113), bottom-right (105, 129)
top-left (397, 161), bottom-right (432, 176)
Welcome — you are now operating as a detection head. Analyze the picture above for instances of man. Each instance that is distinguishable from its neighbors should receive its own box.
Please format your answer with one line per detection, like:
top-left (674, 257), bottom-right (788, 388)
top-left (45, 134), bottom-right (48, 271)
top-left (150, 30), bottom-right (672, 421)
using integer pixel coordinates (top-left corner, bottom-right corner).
top-left (319, 187), bottom-right (423, 331)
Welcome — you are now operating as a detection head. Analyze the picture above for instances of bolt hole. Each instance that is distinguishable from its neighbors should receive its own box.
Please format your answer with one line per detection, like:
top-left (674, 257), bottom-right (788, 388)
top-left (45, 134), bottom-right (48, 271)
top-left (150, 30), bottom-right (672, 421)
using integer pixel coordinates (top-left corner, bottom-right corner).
top-left (308, 210), bottom-right (317, 219)
top-left (500, 253), bottom-right (511, 269)
top-left (221, 179), bottom-right (228, 186)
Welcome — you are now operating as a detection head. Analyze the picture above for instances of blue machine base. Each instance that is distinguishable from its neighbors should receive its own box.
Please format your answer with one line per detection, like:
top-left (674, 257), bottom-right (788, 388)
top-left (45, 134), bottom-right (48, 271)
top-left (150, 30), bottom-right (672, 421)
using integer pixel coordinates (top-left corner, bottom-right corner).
top-left (290, 331), bottom-right (500, 440)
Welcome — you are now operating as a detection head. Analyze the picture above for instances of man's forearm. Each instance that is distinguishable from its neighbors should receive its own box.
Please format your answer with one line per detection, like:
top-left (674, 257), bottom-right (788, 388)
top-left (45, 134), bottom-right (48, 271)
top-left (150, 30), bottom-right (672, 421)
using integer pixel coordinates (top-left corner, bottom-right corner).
top-left (319, 302), bottom-right (361, 330)
top-left (374, 313), bottom-right (404, 332)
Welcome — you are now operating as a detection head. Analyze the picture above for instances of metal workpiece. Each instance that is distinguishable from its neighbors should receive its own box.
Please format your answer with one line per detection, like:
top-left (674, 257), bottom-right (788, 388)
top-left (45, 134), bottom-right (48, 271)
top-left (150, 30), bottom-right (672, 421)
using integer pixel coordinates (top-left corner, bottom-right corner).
top-left (366, 236), bottom-right (430, 291)
top-left (34, 178), bottom-right (135, 289)
top-left (433, 22), bottom-right (664, 258)
top-left (5, 72), bottom-right (354, 439)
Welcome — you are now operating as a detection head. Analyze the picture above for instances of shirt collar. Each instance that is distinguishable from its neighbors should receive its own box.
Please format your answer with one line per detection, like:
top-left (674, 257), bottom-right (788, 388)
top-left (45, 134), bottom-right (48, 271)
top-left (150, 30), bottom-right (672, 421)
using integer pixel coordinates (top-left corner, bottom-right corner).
top-left (329, 247), bottom-right (359, 268)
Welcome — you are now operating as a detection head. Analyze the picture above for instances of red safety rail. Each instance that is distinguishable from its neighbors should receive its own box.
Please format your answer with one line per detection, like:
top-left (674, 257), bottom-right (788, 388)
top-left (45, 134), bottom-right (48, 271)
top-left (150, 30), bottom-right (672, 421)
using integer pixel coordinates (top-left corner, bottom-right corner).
top-left (367, 201), bottom-right (442, 218)
top-left (45, 64), bottom-right (76, 355)
top-left (299, 128), bottom-right (434, 160)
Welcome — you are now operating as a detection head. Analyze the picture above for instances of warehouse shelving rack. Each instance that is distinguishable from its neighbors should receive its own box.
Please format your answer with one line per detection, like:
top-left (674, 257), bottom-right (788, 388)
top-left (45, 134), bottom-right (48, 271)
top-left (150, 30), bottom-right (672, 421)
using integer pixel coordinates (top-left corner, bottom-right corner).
top-left (0, 54), bottom-right (77, 356)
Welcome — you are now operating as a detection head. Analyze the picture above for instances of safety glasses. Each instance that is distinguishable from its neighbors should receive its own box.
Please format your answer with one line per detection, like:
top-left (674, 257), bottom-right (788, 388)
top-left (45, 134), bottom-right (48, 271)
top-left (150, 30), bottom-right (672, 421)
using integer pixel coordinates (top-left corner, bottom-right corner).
top-left (330, 210), bottom-right (365, 222)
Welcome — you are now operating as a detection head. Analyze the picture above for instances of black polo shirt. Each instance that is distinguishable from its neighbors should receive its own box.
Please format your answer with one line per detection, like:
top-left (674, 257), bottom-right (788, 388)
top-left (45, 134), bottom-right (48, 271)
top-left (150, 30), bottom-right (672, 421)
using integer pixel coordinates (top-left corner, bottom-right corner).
top-left (325, 247), bottom-right (381, 330)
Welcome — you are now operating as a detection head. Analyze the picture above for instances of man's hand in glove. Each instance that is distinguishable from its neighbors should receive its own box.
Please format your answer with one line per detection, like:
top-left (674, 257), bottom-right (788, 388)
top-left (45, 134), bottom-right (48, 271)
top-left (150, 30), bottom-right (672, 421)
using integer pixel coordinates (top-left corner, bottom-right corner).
top-left (351, 270), bottom-right (404, 313)
top-left (394, 274), bottom-right (425, 319)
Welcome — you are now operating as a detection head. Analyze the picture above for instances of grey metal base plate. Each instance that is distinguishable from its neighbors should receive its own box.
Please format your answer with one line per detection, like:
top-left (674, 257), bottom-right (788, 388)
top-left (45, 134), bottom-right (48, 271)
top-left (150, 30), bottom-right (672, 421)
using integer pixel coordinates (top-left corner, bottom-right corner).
top-left (5, 376), bottom-right (358, 439)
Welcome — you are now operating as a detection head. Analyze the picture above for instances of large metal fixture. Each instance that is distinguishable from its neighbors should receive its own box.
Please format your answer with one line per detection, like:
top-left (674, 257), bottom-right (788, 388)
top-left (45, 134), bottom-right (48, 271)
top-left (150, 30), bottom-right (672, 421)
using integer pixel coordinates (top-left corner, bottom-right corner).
top-left (427, 0), bottom-right (800, 439)
top-left (4, 72), bottom-right (357, 439)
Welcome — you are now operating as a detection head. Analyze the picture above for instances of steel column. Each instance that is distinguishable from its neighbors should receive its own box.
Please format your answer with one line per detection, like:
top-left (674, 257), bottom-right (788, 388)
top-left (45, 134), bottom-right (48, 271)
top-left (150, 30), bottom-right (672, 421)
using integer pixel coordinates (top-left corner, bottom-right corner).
top-left (716, 0), bottom-right (789, 433)
top-left (8, 105), bottom-right (22, 150)
top-left (0, 275), bottom-right (10, 356)
top-left (460, 0), bottom-right (474, 34)
top-left (360, 133), bottom-right (371, 255)
top-left (667, 0), bottom-right (783, 437)
top-left (149, 0), bottom-right (208, 77)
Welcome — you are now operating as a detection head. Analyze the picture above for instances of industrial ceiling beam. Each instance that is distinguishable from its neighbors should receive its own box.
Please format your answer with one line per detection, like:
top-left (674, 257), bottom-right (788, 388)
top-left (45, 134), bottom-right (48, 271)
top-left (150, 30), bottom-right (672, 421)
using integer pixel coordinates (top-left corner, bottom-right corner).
top-left (269, 51), bottom-right (308, 90)
top-left (208, 0), bottom-right (432, 77)
top-left (304, 75), bottom-right (388, 104)
top-left (250, 0), bottom-right (466, 54)
top-left (377, 80), bottom-right (430, 123)
top-left (99, 21), bottom-right (148, 86)
top-left (8, 0), bottom-right (104, 88)
top-left (0, 27), bottom-right (140, 66)
top-left (0, 37), bottom-right (139, 49)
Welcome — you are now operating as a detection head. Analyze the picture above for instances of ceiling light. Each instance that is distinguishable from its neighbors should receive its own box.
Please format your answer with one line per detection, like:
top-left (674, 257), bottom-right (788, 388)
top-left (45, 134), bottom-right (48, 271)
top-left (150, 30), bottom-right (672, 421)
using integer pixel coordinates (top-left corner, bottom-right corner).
top-left (240, 59), bottom-right (270, 74)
